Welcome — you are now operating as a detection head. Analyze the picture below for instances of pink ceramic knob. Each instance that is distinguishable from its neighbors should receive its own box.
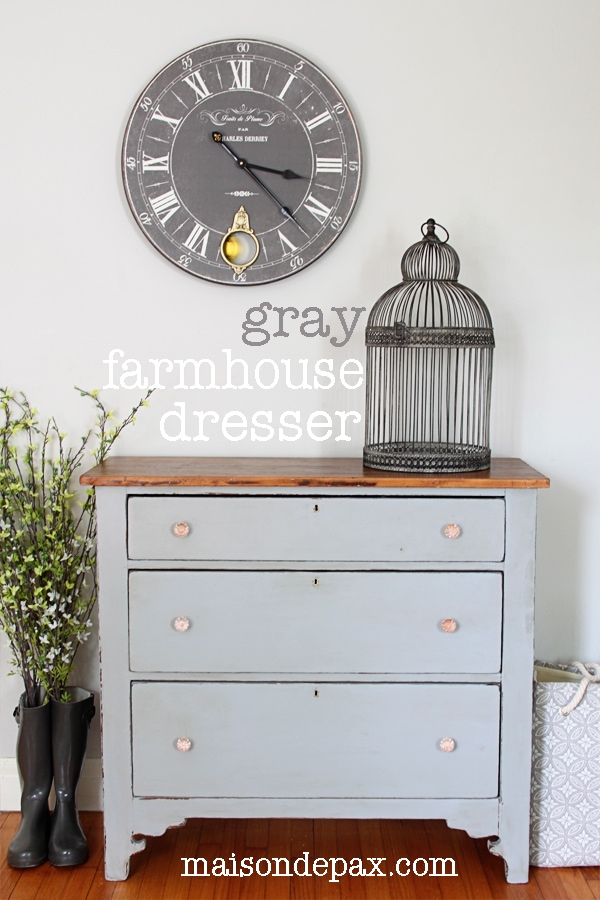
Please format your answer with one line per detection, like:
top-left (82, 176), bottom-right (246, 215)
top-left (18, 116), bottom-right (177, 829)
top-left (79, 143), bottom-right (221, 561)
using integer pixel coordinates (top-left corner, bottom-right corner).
top-left (441, 618), bottom-right (458, 633)
top-left (173, 522), bottom-right (190, 538)
top-left (444, 523), bottom-right (461, 540)
top-left (173, 617), bottom-right (190, 632)
top-left (439, 738), bottom-right (456, 753)
top-left (176, 737), bottom-right (192, 752)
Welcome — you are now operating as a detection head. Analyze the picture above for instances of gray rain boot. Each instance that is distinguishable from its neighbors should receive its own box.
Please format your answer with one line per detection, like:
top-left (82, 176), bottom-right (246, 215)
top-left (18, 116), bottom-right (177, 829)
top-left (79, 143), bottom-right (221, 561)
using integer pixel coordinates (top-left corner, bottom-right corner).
top-left (7, 692), bottom-right (52, 868)
top-left (48, 688), bottom-right (95, 867)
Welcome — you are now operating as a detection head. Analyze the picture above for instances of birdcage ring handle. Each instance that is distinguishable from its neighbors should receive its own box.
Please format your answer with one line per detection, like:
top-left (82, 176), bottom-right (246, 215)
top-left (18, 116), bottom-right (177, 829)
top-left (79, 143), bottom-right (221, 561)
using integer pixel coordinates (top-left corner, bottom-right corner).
top-left (421, 219), bottom-right (449, 242)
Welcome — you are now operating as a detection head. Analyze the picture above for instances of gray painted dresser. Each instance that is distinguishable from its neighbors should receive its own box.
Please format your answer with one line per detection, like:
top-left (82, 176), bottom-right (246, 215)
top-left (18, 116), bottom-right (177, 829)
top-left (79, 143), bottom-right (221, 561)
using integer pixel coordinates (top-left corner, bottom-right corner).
top-left (81, 457), bottom-right (549, 883)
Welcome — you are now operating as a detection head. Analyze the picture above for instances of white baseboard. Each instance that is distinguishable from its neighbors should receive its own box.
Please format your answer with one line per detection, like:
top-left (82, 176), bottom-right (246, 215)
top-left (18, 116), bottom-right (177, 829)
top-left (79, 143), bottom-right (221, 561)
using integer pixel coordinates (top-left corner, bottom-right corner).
top-left (0, 757), bottom-right (103, 812)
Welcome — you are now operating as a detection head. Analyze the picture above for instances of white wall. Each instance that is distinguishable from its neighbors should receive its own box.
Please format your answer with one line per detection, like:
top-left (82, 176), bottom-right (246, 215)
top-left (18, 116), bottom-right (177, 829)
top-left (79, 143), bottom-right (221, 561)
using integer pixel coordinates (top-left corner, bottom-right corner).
top-left (1, 0), bottom-right (599, 778)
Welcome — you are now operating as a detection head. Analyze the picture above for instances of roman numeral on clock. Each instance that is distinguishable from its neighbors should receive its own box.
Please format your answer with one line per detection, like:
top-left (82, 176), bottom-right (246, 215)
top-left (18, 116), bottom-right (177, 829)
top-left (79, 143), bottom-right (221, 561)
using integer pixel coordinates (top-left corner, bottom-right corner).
top-left (183, 222), bottom-right (210, 256)
top-left (315, 157), bottom-right (343, 174)
top-left (151, 106), bottom-right (181, 133)
top-left (277, 74), bottom-right (295, 100)
top-left (305, 110), bottom-right (332, 131)
top-left (229, 59), bottom-right (251, 89)
top-left (303, 194), bottom-right (332, 223)
top-left (277, 230), bottom-right (298, 255)
top-left (149, 189), bottom-right (180, 225)
top-left (142, 153), bottom-right (170, 172)
top-left (183, 71), bottom-right (212, 102)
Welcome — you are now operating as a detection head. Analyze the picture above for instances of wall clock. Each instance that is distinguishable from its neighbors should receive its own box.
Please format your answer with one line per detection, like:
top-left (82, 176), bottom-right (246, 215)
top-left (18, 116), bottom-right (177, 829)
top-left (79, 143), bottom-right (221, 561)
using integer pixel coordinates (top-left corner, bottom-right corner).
top-left (122, 38), bottom-right (362, 285)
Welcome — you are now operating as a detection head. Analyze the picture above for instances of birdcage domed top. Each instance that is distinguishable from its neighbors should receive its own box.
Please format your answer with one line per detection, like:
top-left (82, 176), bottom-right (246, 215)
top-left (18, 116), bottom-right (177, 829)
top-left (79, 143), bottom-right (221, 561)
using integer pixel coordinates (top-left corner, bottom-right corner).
top-left (366, 219), bottom-right (494, 338)
top-left (401, 219), bottom-right (460, 281)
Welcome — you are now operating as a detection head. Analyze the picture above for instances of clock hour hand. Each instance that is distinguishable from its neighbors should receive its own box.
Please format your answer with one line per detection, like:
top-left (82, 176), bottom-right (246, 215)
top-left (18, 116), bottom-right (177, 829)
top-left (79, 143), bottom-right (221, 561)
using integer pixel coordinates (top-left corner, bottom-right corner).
top-left (245, 162), bottom-right (307, 180)
top-left (212, 132), bottom-right (308, 236)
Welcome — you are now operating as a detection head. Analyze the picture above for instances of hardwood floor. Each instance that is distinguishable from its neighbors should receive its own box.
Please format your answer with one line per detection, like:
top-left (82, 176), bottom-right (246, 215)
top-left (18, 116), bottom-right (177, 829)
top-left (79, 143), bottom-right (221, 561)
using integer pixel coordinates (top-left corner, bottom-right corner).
top-left (1, 812), bottom-right (598, 900)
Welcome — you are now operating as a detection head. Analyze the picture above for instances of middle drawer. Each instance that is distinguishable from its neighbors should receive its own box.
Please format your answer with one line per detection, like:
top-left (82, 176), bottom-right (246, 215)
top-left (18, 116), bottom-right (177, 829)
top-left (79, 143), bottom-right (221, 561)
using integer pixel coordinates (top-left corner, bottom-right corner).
top-left (129, 570), bottom-right (502, 674)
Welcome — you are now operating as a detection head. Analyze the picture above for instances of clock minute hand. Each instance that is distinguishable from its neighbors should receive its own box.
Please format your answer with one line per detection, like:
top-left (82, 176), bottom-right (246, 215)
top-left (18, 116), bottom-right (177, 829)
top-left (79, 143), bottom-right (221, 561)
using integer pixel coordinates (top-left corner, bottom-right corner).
top-left (212, 132), bottom-right (308, 236)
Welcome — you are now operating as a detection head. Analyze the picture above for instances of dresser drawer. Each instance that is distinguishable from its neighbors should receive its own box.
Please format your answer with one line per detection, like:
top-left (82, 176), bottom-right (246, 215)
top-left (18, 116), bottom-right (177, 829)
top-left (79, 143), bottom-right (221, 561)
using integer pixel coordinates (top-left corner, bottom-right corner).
top-left (127, 496), bottom-right (505, 561)
top-left (132, 682), bottom-right (500, 799)
top-left (129, 570), bottom-right (502, 674)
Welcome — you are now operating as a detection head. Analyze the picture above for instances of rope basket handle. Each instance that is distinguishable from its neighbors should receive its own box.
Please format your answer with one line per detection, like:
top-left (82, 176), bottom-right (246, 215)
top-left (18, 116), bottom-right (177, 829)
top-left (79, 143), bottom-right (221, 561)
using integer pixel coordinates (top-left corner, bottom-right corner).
top-left (559, 662), bottom-right (600, 715)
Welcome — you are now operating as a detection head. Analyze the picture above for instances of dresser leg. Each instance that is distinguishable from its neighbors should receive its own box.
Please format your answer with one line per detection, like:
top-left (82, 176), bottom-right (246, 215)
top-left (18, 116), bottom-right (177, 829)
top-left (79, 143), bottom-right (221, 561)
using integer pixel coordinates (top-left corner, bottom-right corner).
top-left (488, 835), bottom-right (530, 884)
top-left (104, 833), bottom-right (146, 881)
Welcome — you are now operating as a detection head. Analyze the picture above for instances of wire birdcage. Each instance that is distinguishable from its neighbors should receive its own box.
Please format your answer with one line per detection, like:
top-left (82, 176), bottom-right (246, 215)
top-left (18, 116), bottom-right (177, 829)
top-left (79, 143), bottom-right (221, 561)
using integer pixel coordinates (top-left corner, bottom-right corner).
top-left (363, 219), bottom-right (494, 473)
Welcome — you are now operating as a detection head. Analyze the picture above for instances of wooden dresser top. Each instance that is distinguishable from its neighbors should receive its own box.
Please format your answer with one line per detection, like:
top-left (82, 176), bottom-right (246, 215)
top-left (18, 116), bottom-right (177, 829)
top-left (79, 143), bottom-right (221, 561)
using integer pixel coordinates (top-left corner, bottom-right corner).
top-left (80, 457), bottom-right (549, 489)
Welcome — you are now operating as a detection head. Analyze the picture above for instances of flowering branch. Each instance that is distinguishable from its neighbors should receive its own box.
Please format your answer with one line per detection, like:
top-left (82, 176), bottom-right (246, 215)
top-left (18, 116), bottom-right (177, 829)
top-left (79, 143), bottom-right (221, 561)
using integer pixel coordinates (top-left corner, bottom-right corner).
top-left (0, 387), bottom-right (151, 705)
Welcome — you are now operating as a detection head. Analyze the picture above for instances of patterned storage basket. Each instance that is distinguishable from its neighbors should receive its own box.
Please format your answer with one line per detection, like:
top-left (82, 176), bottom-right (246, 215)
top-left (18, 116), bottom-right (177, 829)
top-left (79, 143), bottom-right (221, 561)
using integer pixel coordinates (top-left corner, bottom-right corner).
top-left (530, 662), bottom-right (600, 866)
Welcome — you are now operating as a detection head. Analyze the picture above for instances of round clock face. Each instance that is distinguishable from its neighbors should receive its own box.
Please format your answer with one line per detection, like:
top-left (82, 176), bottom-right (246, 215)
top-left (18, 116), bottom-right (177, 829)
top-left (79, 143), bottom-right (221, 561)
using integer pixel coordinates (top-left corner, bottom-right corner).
top-left (122, 39), bottom-right (362, 285)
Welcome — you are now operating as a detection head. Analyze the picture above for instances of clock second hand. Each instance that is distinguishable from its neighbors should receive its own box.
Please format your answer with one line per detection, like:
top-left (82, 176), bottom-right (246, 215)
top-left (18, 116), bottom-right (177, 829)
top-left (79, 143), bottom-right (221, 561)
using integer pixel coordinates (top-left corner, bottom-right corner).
top-left (212, 132), bottom-right (309, 237)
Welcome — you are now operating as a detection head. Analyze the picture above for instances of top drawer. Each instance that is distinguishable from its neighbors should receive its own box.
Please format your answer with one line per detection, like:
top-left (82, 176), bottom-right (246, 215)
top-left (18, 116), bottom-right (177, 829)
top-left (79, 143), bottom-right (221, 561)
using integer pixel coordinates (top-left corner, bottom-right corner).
top-left (128, 495), bottom-right (505, 562)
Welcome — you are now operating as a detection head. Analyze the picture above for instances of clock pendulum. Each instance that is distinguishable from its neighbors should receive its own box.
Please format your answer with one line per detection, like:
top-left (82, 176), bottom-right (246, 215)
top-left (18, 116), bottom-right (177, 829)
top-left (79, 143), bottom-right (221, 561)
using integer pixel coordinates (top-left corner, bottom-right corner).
top-left (220, 206), bottom-right (260, 275)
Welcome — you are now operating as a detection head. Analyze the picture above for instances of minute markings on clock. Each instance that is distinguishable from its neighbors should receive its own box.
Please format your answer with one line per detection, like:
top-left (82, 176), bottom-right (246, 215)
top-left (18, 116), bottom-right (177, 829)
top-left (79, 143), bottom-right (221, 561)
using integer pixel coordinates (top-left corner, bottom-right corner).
top-left (171, 92), bottom-right (189, 110)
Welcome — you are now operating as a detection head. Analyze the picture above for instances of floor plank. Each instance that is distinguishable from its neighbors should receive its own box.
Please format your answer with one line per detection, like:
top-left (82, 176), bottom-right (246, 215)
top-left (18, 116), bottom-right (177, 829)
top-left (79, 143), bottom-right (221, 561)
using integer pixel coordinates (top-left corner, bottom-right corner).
top-left (533, 866), bottom-right (597, 900)
top-left (290, 819), bottom-right (315, 900)
top-left (84, 870), bottom-right (118, 900)
top-left (135, 825), bottom-right (180, 900)
top-left (0, 813), bottom-right (23, 899)
top-left (263, 818), bottom-right (292, 900)
top-left (163, 819), bottom-right (201, 900)
top-left (357, 819), bottom-right (391, 900)
top-left (334, 820), bottom-right (366, 900)
top-left (7, 864), bottom-right (52, 900)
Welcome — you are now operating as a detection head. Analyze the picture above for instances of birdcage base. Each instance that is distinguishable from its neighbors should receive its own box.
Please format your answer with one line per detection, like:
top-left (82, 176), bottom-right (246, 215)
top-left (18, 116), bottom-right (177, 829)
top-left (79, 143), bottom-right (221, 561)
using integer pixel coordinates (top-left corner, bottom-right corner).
top-left (363, 442), bottom-right (491, 473)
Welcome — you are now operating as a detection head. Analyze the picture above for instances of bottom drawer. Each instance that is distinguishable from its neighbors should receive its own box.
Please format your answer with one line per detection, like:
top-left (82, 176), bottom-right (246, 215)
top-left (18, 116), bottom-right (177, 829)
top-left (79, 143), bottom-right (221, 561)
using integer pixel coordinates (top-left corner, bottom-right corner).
top-left (132, 682), bottom-right (499, 799)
